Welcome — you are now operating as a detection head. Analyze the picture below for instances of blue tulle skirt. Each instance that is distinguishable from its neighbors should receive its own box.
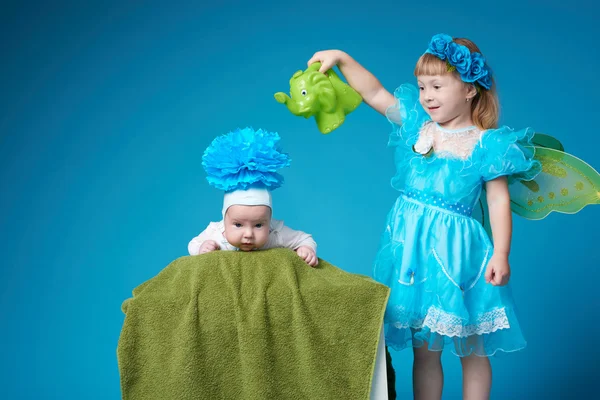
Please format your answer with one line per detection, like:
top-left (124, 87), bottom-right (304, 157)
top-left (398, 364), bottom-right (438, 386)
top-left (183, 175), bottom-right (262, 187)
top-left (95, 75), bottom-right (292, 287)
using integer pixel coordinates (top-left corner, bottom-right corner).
top-left (373, 193), bottom-right (526, 357)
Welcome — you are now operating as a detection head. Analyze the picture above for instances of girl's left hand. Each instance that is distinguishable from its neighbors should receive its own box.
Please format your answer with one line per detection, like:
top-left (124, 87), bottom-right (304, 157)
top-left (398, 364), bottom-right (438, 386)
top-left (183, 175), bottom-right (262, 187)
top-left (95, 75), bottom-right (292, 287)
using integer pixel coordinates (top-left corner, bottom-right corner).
top-left (485, 253), bottom-right (511, 286)
top-left (296, 246), bottom-right (319, 267)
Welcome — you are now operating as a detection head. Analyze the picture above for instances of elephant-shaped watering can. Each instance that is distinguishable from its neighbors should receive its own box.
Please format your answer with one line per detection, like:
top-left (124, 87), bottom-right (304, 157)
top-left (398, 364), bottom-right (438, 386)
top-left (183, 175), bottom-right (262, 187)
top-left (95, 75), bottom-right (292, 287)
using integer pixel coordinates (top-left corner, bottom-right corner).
top-left (274, 62), bottom-right (362, 134)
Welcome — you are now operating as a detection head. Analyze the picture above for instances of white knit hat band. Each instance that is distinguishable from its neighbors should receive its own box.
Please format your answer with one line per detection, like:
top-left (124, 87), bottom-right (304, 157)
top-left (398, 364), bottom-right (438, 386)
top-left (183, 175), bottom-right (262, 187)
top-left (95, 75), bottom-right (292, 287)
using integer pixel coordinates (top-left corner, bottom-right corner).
top-left (222, 188), bottom-right (272, 216)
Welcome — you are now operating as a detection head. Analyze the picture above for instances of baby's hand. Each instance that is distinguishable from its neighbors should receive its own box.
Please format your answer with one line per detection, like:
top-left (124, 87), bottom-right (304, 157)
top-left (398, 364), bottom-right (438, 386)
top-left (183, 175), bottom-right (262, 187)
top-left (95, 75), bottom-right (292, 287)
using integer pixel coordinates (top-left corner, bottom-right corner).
top-left (295, 246), bottom-right (318, 267)
top-left (307, 50), bottom-right (345, 74)
top-left (199, 240), bottom-right (220, 254)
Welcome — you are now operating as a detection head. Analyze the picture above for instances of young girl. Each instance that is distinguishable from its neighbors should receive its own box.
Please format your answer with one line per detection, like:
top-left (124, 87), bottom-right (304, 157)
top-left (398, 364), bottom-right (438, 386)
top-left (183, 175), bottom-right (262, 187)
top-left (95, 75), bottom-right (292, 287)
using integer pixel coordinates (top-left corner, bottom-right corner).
top-left (189, 127), bottom-right (318, 267)
top-left (308, 34), bottom-right (541, 399)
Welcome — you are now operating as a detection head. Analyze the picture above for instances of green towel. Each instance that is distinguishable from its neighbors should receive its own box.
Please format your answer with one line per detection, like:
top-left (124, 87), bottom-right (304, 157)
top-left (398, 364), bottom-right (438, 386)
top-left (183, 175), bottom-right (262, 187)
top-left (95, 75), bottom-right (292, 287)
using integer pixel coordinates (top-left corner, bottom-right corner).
top-left (118, 248), bottom-right (390, 399)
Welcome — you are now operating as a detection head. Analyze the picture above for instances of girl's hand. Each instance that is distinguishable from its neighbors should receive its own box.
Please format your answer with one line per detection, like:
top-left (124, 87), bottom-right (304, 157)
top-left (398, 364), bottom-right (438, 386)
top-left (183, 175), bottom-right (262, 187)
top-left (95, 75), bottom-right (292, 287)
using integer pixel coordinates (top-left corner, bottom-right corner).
top-left (307, 50), bottom-right (346, 73)
top-left (484, 253), bottom-right (511, 286)
top-left (296, 246), bottom-right (319, 267)
top-left (199, 240), bottom-right (220, 254)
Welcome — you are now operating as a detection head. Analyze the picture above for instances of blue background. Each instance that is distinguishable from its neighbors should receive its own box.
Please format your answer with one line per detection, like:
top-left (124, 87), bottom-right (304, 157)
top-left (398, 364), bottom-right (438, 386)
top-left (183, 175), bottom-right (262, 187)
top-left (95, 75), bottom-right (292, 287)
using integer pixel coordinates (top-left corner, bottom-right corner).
top-left (1, 0), bottom-right (598, 398)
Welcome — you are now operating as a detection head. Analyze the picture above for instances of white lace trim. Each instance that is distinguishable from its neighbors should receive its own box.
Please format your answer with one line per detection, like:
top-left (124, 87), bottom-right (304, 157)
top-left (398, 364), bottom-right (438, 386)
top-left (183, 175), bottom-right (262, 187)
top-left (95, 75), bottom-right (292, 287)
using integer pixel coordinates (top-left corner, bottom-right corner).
top-left (392, 305), bottom-right (510, 338)
top-left (419, 122), bottom-right (482, 160)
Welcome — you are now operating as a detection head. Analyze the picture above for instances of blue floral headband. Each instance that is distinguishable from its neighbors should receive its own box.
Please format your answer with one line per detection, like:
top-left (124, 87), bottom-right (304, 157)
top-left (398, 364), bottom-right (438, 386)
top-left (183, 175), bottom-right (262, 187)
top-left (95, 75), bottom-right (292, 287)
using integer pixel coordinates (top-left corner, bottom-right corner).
top-left (425, 34), bottom-right (492, 90)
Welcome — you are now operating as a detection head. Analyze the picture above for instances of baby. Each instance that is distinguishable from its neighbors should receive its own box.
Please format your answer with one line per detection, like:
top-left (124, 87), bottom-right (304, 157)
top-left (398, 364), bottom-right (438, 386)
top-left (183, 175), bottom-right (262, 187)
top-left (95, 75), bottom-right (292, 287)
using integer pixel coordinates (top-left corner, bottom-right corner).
top-left (188, 127), bottom-right (318, 266)
top-left (188, 188), bottom-right (318, 266)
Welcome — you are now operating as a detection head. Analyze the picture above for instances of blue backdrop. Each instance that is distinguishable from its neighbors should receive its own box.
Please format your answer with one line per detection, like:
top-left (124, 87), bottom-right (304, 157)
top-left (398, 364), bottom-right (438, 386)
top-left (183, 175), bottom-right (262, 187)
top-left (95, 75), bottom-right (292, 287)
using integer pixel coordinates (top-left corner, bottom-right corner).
top-left (1, 1), bottom-right (598, 398)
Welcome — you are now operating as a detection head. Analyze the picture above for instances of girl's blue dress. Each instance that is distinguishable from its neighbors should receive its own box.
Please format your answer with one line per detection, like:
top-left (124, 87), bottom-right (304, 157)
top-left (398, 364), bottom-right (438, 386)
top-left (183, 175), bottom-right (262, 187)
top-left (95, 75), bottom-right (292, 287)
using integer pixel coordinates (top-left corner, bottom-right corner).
top-left (374, 84), bottom-right (541, 357)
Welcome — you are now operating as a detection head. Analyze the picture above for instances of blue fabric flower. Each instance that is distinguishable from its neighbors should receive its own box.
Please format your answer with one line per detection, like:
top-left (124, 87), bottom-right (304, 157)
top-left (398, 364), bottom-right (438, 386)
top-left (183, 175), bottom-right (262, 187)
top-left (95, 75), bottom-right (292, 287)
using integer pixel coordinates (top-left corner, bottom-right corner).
top-left (202, 127), bottom-right (291, 192)
top-left (446, 42), bottom-right (472, 75)
top-left (426, 34), bottom-right (453, 60)
top-left (464, 52), bottom-right (487, 82)
top-left (477, 69), bottom-right (493, 89)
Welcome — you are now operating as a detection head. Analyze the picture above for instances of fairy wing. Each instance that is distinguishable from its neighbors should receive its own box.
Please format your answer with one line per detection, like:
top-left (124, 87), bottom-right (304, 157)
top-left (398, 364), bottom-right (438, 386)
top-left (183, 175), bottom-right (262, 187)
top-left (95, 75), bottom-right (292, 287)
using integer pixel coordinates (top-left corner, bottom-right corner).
top-left (474, 133), bottom-right (600, 241)
top-left (508, 147), bottom-right (600, 220)
top-left (528, 133), bottom-right (564, 152)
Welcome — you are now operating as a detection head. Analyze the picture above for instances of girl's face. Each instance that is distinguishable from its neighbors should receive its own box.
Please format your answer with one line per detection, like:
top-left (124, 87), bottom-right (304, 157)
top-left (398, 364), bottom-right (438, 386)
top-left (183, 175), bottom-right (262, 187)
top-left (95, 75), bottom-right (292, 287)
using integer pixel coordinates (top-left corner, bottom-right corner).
top-left (223, 205), bottom-right (271, 251)
top-left (417, 74), bottom-right (476, 129)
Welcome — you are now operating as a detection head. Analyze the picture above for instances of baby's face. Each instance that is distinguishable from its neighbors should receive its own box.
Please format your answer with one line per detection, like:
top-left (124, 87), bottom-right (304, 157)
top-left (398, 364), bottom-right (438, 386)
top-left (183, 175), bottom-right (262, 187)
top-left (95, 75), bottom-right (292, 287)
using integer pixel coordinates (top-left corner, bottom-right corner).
top-left (223, 205), bottom-right (271, 251)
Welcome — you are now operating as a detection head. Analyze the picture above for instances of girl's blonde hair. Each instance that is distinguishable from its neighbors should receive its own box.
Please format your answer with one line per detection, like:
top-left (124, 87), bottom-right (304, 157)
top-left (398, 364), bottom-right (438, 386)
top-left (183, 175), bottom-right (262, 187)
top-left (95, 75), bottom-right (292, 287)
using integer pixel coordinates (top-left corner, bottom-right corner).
top-left (413, 38), bottom-right (499, 130)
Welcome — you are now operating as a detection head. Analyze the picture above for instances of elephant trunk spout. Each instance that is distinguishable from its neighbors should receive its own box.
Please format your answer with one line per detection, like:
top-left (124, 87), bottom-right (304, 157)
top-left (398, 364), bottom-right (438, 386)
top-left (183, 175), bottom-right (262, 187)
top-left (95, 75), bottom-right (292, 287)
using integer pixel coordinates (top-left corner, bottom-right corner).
top-left (274, 92), bottom-right (307, 117)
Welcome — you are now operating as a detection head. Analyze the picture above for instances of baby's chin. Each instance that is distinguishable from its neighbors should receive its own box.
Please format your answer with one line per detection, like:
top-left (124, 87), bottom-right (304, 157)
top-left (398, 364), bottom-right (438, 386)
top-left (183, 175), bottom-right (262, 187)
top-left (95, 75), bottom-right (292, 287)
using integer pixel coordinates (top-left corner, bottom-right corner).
top-left (237, 244), bottom-right (266, 252)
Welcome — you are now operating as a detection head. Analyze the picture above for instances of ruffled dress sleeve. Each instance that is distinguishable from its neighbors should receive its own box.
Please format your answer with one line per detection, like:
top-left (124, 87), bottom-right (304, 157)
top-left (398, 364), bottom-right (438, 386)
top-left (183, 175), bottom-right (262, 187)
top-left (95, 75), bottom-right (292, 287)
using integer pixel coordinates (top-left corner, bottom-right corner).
top-left (385, 83), bottom-right (431, 149)
top-left (478, 127), bottom-right (542, 182)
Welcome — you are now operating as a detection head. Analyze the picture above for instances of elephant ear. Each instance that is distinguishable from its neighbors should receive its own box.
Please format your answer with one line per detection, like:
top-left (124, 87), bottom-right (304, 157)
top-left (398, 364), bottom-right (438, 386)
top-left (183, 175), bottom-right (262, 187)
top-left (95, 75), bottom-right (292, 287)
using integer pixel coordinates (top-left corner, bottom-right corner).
top-left (318, 85), bottom-right (337, 113)
top-left (309, 73), bottom-right (336, 113)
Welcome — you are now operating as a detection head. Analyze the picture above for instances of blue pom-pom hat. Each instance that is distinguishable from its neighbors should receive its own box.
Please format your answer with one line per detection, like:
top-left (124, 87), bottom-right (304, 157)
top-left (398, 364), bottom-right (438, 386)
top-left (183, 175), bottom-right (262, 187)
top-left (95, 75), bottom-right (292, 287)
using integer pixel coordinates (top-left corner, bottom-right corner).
top-left (202, 127), bottom-right (291, 215)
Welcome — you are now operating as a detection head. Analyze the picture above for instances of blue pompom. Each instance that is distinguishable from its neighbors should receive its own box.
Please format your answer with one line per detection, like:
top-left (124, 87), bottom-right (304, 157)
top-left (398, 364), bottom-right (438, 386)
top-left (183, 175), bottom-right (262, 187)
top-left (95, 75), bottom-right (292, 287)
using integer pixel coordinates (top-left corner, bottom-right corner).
top-left (202, 127), bottom-right (291, 192)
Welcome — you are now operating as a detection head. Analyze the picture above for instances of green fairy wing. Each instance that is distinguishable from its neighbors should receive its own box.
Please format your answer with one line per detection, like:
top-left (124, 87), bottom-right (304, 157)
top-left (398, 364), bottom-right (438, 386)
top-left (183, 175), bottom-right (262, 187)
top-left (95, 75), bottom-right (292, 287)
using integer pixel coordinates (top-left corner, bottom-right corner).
top-left (509, 147), bottom-right (600, 219)
top-left (528, 133), bottom-right (564, 152)
top-left (474, 133), bottom-right (600, 241)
